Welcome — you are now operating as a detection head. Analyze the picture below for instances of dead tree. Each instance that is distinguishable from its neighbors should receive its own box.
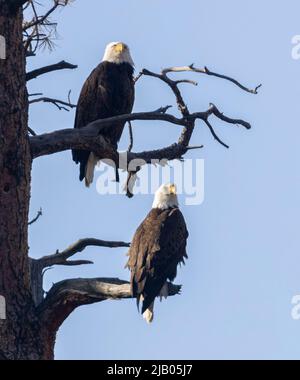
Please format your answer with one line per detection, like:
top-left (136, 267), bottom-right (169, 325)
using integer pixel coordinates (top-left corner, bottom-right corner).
top-left (0, 1), bottom-right (260, 359)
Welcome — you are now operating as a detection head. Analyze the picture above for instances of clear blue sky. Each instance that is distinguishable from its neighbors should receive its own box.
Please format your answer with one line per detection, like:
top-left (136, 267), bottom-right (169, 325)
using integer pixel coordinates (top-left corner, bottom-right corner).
top-left (27, 0), bottom-right (300, 359)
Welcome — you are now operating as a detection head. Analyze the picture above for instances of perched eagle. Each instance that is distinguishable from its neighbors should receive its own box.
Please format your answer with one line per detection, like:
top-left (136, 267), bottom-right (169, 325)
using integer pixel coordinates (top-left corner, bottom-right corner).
top-left (126, 184), bottom-right (189, 323)
top-left (72, 42), bottom-right (135, 186)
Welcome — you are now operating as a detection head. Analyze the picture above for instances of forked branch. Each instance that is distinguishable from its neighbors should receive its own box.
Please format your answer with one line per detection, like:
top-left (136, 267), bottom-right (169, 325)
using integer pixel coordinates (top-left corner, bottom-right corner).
top-left (38, 278), bottom-right (182, 331)
top-left (29, 238), bottom-right (130, 305)
top-left (161, 64), bottom-right (262, 94)
top-left (37, 238), bottom-right (130, 269)
top-left (29, 94), bottom-right (76, 112)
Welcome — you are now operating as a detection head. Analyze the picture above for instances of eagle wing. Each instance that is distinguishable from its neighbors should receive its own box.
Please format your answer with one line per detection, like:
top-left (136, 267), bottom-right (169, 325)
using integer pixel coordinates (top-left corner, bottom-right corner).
top-left (127, 208), bottom-right (188, 313)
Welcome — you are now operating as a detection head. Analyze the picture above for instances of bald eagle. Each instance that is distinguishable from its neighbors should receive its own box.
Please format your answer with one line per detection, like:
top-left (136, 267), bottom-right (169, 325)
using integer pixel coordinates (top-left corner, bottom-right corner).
top-left (72, 42), bottom-right (135, 186)
top-left (126, 184), bottom-right (189, 323)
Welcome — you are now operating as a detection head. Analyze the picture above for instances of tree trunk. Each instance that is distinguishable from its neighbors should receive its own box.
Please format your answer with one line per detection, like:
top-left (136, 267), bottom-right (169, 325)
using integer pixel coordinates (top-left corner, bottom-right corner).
top-left (0, 2), bottom-right (55, 360)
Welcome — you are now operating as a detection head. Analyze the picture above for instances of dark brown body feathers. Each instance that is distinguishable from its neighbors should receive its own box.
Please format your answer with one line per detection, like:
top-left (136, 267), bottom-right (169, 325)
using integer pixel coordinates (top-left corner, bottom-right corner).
top-left (126, 207), bottom-right (188, 313)
top-left (72, 61), bottom-right (135, 181)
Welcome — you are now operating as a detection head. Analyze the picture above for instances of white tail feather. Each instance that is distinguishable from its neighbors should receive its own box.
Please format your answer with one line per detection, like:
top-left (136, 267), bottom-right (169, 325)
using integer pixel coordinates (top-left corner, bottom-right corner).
top-left (85, 153), bottom-right (98, 187)
top-left (140, 283), bottom-right (168, 324)
top-left (143, 302), bottom-right (154, 323)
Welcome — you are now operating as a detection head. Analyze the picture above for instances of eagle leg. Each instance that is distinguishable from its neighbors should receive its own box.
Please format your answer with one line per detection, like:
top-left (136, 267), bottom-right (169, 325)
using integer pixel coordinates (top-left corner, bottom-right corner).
top-left (114, 164), bottom-right (120, 183)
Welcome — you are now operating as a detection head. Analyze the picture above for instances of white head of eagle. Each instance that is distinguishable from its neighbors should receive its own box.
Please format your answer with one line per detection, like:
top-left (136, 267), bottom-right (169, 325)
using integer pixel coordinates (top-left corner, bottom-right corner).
top-left (126, 183), bottom-right (188, 324)
top-left (102, 41), bottom-right (134, 66)
top-left (152, 183), bottom-right (179, 210)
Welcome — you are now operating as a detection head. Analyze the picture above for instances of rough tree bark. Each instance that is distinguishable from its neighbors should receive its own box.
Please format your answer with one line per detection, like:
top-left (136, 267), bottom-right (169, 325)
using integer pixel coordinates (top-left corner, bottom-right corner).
top-left (0, 1), bottom-right (258, 360)
top-left (0, 2), bottom-right (52, 360)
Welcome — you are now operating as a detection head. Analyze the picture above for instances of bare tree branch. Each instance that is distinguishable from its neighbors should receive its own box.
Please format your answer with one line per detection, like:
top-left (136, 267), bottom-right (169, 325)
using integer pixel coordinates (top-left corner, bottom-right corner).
top-left (125, 121), bottom-right (137, 197)
top-left (29, 238), bottom-right (130, 305)
top-left (23, 0), bottom-right (73, 54)
top-left (161, 64), bottom-right (262, 94)
top-left (28, 64), bottom-right (254, 201)
top-left (140, 69), bottom-right (190, 116)
top-left (23, 0), bottom-right (70, 30)
top-left (28, 126), bottom-right (37, 136)
top-left (127, 121), bottom-right (134, 153)
top-left (28, 92), bottom-right (43, 97)
top-left (125, 143), bottom-right (203, 166)
top-left (29, 104), bottom-right (250, 160)
top-left (30, 126), bottom-right (117, 160)
top-left (126, 65), bottom-right (256, 196)
top-left (38, 238), bottom-right (130, 269)
top-left (38, 278), bottom-right (182, 331)
top-left (29, 95), bottom-right (76, 111)
top-left (28, 207), bottom-right (42, 225)
top-left (124, 172), bottom-right (139, 198)
top-left (54, 259), bottom-right (94, 266)
top-left (26, 60), bottom-right (77, 81)
top-left (204, 119), bottom-right (229, 149)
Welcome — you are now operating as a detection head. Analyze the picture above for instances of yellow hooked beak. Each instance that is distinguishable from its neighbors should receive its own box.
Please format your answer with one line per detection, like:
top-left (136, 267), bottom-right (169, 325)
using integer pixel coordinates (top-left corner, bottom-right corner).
top-left (169, 184), bottom-right (177, 195)
top-left (114, 43), bottom-right (125, 53)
